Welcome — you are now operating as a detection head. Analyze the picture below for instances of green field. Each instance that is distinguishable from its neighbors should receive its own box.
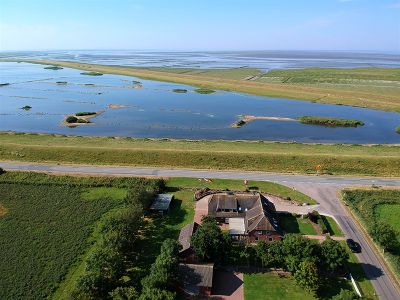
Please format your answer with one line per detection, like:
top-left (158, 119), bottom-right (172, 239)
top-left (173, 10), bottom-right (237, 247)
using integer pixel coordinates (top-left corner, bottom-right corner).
top-left (13, 59), bottom-right (400, 112)
top-left (0, 172), bottom-right (146, 299)
top-left (342, 188), bottom-right (400, 280)
top-left (1, 133), bottom-right (399, 177)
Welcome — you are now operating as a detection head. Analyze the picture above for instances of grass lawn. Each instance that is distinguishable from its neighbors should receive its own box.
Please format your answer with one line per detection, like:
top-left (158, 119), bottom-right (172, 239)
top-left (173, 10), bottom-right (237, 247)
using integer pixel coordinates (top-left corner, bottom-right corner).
top-left (279, 214), bottom-right (318, 235)
top-left (346, 247), bottom-right (378, 300)
top-left (165, 177), bottom-right (316, 204)
top-left (321, 215), bottom-right (344, 237)
top-left (16, 59), bottom-right (400, 112)
top-left (1, 133), bottom-right (399, 177)
top-left (244, 272), bottom-right (316, 300)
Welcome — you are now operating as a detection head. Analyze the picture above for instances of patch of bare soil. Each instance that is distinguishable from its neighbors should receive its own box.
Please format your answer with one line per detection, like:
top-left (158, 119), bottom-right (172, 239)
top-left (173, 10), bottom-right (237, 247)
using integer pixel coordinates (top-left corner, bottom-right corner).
top-left (0, 204), bottom-right (8, 217)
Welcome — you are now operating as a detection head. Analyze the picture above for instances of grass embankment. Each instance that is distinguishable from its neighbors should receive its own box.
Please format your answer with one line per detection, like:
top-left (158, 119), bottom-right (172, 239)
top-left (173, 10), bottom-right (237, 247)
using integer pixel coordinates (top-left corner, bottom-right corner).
top-left (1, 133), bottom-right (399, 177)
top-left (342, 188), bottom-right (400, 282)
top-left (165, 177), bottom-right (315, 204)
top-left (298, 116), bottom-right (364, 127)
top-left (0, 171), bottom-right (156, 299)
top-left (12, 59), bottom-right (400, 112)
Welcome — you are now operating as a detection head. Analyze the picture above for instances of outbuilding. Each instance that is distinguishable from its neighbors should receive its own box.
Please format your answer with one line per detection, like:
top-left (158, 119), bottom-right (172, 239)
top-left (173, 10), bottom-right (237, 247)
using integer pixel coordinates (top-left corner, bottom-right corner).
top-left (150, 194), bottom-right (174, 215)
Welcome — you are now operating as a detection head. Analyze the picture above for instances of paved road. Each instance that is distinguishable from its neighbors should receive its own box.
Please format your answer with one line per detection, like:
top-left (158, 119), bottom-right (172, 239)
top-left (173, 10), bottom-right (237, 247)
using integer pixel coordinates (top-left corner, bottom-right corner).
top-left (1, 161), bottom-right (399, 299)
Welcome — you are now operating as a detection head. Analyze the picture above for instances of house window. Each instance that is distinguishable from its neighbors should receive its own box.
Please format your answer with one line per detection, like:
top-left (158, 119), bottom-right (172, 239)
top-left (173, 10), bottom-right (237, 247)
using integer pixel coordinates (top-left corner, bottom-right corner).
top-left (255, 237), bottom-right (259, 241)
top-left (257, 231), bottom-right (263, 235)
top-left (268, 237), bottom-right (273, 242)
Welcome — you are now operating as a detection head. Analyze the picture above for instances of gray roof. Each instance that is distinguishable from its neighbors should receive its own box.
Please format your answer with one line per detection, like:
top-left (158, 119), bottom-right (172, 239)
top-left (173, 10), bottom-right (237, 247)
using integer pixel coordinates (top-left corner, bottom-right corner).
top-left (208, 193), bottom-right (278, 233)
top-left (179, 263), bottom-right (214, 295)
top-left (150, 194), bottom-right (173, 211)
top-left (229, 218), bottom-right (246, 235)
top-left (178, 222), bottom-right (197, 252)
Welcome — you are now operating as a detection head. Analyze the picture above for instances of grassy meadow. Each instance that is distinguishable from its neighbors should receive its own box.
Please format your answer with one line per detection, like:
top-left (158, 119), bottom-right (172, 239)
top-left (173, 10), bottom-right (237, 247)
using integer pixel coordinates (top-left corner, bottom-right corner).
top-left (11, 59), bottom-right (400, 112)
top-left (1, 133), bottom-right (399, 177)
top-left (342, 188), bottom-right (400, 282)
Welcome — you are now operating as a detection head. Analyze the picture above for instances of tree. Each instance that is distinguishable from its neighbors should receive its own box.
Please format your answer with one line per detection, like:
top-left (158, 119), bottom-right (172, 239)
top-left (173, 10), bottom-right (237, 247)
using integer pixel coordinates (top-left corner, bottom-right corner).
top-left (281, 234), bottom-right (320, 270)
top-left (331, 289), bottom-right (358, 300)
top-left (320, 237), bottom-right (349, 273)
top-left (294, 260), bottom-right (320, 294)
top-left (139, 288), bottom-right (175, 300)
top-left (109, 287), bottom-right (139, 300)
top-left (0, 167), bottom-right (5, 175)
top-left (371, 222), bottom-right (398, 252)
top-left (191, 216), bottom-right (232, 262)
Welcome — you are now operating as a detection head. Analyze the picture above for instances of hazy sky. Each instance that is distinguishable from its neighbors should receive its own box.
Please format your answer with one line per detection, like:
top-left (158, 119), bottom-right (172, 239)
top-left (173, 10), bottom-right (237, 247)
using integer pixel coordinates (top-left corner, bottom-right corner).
top-left (0, 0), bottom-right (399, 52)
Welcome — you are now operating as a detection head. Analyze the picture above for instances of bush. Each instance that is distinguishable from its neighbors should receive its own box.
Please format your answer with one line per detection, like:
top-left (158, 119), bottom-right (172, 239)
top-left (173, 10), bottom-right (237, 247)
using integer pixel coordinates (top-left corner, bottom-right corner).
top-left (318, 218), bottom-right (328, 234)
top-left (396, 126), bottom-right (400, 134)
top-left (65, 116), bottom-right (78, 123)
top-left (0, 167), bottom-right (5, 175)
top-left (77, 118), bottom-right (90, 124)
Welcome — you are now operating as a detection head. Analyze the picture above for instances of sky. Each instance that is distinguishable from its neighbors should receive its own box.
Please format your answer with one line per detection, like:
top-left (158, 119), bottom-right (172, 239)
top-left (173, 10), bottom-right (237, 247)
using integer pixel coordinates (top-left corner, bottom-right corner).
top-left (0, 0), bottom-right (399, 52)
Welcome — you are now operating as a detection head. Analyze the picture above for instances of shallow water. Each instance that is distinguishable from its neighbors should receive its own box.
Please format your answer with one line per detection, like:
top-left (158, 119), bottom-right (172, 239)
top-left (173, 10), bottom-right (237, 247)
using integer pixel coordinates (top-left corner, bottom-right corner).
top-left (0, 62), bottom-right (399, 144)
top-left (1, 50), bottom-right (400, 70)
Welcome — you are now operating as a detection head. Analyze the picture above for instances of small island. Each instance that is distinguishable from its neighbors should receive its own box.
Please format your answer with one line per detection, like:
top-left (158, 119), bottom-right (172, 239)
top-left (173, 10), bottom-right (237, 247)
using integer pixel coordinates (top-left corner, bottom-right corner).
top-left (396, 126), bottom-right (400, 134)
top-left (298, 116), bottom-right (365, 127)
top-left (44, 66), bottom-right (63, 70)
top-left (63, 111), bottom-right (104, 127)
top-left (132, 80), bottom-right (142, 84)
top-left (194, 88), bottom-right (216, 94)
top-left (0, 83), bottom-right (10, 87)
top-left (172, 89), bottom-right (188, 93)
top-left (56, 81), bottom-right (67, 85)
top-left (20, 105), bottom-right (32, 111)
top-left (232, 115), bottom-right (296, 128)
top-left (80, 71), bottom-right (103, 76)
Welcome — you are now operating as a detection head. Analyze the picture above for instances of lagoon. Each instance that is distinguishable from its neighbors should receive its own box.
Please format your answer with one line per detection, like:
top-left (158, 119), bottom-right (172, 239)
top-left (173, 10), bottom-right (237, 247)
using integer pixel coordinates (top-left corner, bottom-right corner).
top-left (0, 62), bottom-right (399, 144)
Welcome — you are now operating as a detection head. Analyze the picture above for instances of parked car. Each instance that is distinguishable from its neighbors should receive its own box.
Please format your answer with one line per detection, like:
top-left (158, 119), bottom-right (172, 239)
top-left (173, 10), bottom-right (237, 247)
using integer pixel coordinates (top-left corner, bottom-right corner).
top-left (346, 238), bottom-right (361, 253)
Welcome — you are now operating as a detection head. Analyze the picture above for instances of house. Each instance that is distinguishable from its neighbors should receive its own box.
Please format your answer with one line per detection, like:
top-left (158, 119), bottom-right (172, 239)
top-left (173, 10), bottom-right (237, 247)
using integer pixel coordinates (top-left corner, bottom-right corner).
top-left (178, 263), bottom-right (214, 297)
top-left (207, 192), bottom-right (282, 243)
top-left (178, 222), bottom-right (199, 262)
top-left (149, 194), bottom-right (174, 215)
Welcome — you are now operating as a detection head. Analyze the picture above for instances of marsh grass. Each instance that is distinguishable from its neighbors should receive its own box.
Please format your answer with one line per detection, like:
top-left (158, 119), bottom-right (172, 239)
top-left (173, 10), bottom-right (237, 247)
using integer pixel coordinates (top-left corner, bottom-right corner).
top-left (298, 116), bottom-right (364, 127)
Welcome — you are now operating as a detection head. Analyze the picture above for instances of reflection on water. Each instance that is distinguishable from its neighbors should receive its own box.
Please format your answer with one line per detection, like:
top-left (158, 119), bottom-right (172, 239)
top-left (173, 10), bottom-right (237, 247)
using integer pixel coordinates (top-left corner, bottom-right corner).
top-left (0, 62), bottom-right (399, 144)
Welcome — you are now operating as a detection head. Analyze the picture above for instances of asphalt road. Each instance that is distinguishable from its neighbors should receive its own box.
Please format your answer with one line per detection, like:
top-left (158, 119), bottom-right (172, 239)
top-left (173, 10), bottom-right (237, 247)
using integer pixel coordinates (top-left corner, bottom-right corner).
top-left (1, 161), bottom-right (399, 299)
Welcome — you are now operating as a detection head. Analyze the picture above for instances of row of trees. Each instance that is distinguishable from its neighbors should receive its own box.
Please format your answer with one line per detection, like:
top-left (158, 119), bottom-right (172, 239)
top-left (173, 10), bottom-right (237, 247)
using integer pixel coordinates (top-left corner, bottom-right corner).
top-left (191, 216), bottom-right (349, 296)
top-left (139, 239), bottom-right (181, 300)
top-left (72, 180), bottom-right (166, 300)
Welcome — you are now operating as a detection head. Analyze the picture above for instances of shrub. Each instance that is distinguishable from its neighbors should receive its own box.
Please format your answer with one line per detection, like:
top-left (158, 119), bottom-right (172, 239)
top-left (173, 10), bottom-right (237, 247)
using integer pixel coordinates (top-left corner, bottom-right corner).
top-left (318, 218), bottom-right (328, 234)
top-left (396, 126), bottom-right (400, 134)
top-left (0, 167), bottom-right (5, 175)
top-left (65, 116), bottom-right (78, 123)
top-left (235, 120), bottom-right (246, 127)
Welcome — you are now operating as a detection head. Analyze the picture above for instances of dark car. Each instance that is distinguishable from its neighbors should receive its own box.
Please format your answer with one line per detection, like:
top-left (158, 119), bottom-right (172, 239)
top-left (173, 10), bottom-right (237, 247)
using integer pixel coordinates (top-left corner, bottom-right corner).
top-left (346, 238), bottom-right (361, 253)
